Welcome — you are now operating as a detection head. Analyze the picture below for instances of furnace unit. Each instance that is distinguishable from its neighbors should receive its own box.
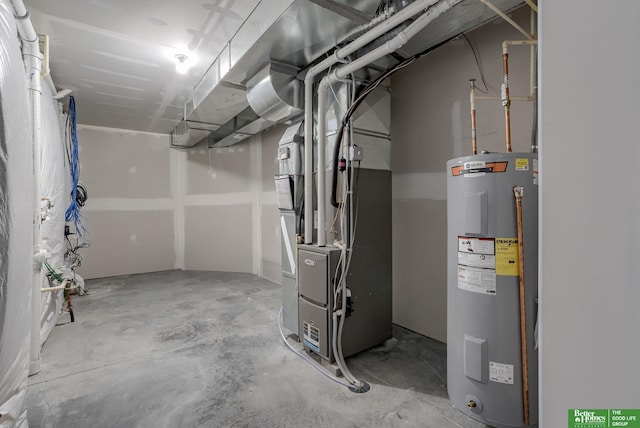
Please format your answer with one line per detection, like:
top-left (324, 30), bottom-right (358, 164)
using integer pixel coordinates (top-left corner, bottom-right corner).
top-left (297, 167), bottom-right (393, 363)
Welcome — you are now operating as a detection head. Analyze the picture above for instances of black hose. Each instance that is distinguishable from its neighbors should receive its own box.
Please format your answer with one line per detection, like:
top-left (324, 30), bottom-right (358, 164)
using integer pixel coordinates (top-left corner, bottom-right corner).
top-left (330, 124), bottom-right (347, 208)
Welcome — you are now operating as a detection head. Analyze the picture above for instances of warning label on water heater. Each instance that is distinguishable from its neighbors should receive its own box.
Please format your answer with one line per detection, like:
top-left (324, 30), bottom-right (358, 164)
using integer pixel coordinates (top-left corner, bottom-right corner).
top-left (457, 236), bottom-right (496, 295)
top-left (496, 238), bottom-right (519, 276)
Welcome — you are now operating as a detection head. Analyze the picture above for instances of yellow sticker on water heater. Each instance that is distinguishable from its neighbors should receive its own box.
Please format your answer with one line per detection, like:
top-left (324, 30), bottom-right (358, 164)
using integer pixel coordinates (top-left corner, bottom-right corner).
top-left (496, 238), bottom-right (519, 276)
top-left (515, 158), bottom-right (529, 171)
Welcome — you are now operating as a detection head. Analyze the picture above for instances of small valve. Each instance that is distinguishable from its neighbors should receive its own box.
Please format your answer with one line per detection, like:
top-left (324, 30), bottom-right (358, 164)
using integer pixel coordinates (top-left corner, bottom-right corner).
top-left (467, 400), bottom-right (477, 409)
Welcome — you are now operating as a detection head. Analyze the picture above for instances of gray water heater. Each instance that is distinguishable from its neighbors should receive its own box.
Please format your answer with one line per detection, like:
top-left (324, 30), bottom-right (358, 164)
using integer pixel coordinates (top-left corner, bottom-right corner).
top-left (446, 152), bottom-right (538, 428)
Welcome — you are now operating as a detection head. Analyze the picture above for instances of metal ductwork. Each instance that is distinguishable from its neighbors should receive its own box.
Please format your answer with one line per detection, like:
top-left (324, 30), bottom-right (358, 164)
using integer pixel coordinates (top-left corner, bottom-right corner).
top-left (207, 62), bottom-right (303, 148)
top-left (208, 106), bottom-right (273, 148)
top-left (246, 62), bottom-right (303, 123)
top-left (170, 120), bottom-right (220, 149)
top-left (170, 0), bottom-right (383, 149)
top-left (170, 0), bottom-right (526, 150)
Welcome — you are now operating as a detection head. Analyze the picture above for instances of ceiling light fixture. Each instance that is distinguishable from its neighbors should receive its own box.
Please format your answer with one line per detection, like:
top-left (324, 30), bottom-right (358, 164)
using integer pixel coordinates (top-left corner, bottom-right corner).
top-left (174, 53), bottom-right (192, 74)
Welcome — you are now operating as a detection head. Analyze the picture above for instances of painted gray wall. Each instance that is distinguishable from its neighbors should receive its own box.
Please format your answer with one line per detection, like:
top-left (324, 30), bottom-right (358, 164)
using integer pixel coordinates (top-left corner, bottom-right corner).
top-left (539, 0), bottom-right (640, 425)
top-left (390, 7), bottom-right (534, 342)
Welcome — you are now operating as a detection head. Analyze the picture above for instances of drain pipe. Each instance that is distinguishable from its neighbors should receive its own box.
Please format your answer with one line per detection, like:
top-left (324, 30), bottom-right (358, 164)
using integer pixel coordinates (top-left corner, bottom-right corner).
top-left (303, 0), bottom-right (442, 244)
top-left (315, 0), bottom-right (461, 245)
top-left (39, 33), bottom-right (59, 96)
top-left (9, 0), bottom-right (46, 376)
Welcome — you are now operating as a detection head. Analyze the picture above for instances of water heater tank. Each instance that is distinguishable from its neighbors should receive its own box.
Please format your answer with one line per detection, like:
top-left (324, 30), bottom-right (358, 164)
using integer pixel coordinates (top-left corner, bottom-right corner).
top-left (446, 152), bottom-right (538, 428)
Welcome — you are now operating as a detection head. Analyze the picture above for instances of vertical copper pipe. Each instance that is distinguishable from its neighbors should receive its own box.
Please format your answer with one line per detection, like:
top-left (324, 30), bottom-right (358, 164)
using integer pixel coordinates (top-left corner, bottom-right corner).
top-left (513, 186), bottom-right (530, 426)
top-left (470, 79), bottom-right (478, 155)
top-left (64, 280), bottom-right (75, 323)
top-left (503, 53), bottom-right (512, 152)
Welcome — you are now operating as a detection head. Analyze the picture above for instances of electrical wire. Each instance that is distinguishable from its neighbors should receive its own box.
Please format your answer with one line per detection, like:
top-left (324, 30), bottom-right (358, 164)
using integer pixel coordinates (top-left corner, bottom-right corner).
top-left (463, 33), bottom-right (489, 94)
top-left (65, 232), bottom-right (89, 266)
top-left (75, 183), bottom-right (88, 208)
top-left (64, 96), bottom-right (88, 244)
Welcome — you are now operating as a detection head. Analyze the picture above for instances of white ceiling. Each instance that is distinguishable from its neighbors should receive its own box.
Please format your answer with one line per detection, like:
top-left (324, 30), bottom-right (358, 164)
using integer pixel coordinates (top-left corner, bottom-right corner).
top-left (24, 0), bottom-right (526, 136)
top-left (26, 0), bottom-right (261, 134)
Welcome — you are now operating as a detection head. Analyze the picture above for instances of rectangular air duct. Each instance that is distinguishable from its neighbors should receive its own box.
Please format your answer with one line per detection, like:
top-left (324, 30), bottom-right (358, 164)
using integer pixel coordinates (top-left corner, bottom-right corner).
top-left (170, 120), bottom-right (220, 149)
top-left (170, 0), bottom-right (525, 150)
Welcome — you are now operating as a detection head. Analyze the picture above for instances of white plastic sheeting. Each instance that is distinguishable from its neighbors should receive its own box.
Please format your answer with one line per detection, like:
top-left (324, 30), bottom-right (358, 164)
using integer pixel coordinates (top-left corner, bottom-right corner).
top-left (0, 0), bottom-right (34, 425)
top-left (39, 82), bottom-right (67, 346)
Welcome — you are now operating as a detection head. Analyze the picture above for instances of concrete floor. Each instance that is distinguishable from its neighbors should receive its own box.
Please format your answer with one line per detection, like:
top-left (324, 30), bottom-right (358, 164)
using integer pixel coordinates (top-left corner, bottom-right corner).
top-left (26, 270), bottom-right (486, 428)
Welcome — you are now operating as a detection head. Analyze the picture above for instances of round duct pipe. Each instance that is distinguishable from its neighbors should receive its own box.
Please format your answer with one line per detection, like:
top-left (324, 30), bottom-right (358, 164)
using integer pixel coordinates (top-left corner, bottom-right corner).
top-left (246, 62), bottom-right (302, 123)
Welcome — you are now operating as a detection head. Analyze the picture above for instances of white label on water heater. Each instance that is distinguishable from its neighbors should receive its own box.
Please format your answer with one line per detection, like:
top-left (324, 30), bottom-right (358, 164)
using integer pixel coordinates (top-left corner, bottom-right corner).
top-left (458, 252), bottom-right (495, 269)
top-left (458, 236), bottom-right (496, 294)
top-left (458, 237), bottom-right (495, 255)
top-left (489, 361), bottom-right (514, 384)
top-left (458, 266), bottom-right (496, 294)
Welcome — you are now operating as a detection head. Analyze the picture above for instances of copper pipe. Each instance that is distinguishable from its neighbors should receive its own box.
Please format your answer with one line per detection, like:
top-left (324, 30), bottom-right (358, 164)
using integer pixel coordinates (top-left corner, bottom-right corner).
top-left (475, 95), bottom-right (534, 101)
top-left (470, 79), bottom-right (478, 155)
top-left (513, 186), bottom-right (530, 426)
top-left (64, 280), bottom-right (75, 322)
top-left (503, 53), bottom-right (512, 152)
